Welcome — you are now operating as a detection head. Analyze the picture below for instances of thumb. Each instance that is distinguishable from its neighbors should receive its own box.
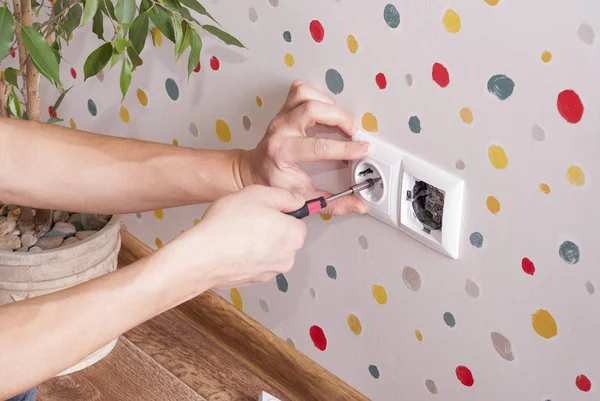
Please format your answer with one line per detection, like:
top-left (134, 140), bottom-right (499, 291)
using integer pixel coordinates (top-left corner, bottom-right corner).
top-left (247, 185), bottom-right (306, 212)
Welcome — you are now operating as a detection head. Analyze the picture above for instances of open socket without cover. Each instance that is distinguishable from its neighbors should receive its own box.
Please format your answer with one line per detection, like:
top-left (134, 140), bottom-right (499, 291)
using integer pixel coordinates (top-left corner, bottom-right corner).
top-left (351, 130), bottom-right (464, 259)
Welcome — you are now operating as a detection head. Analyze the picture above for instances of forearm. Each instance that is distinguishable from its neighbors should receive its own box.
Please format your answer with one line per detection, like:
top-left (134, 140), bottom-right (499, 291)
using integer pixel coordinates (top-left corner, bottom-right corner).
top-left (0, 118), bottom-right (247, 213)
top-left (0, 249), bottom-right (208, 399)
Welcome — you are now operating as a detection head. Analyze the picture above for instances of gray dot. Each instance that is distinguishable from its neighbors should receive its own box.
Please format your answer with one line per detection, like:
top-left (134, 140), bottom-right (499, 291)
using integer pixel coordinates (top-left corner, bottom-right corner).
top-left (326, 265), bottom-right (337, 279)
top-left (165, 78), bottom-right (179, 101)
top-left (268, 0), bottom-right (279, 6)
top-left (491, 332), bottom-right (515, 362)
top-left (248, 7), bottom-right (258, 22)
top-left (383, 3), bottom-right (400, 29)
top-left (402, 266), bottom-right (422, 291)
top-left (135, 213), bottom-right (142, 219)
top-left (276, 273), bottom-right (289, 292)
top-left (578, 23), bottom-right (595, 45)
top-left (586, 281), bottom-right (595, 294)
top-left (470, 232), bottom-right (484, 248)
top-left (259, 298), bottom-right (270, 313)
top-left (408, 116), bottom-right (421, 134)
top-left (285, 338), bottom-right (295, 348)
top-left (465, 279), bottom-right (480, 298)
top-left (559, 240), bottom-right (580, 264)
top-left (97, 70), bottom-right (104, 82)
top-left (242, 115), bottom-right (251, 131)
top-left (325, 68), bottom-right (344, 95)
top-left (532, 124), bottom-right (546, 142)
top-left (487, 74), bottom-right (515, 100)
top-left (189, 122), bottom-right (198, 138)
top-left (455, 159), bottom-right (465, 170)
top-left (405, 73), bottom-right (413, 87)
top-left (309, 288), bottom-right (317, 298)
top-left (358, 235), bottom-right (369, 249)
top-left (425, 379), bottom-right (438, 395)
top-left (443, 312), bottom-right (456, 328)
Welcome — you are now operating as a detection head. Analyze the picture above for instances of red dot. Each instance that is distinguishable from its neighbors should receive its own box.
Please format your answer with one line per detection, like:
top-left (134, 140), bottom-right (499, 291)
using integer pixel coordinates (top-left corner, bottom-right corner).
top-left (309, 20), bottom-right (325, 43)
top-left (557, 89), bottom-right (584, 124)
top-left (576, 374), bottom-right (592, 392)
top-left (521, 257), bottom-right (535, 275)
top-left (210, 56), bottom-right (220, 71)
top-left (10, 47), bottom-right (15, 58)
top-left (432, 62), bottom-right (450, 88)
top-left (375, 73), bottom-right (387, 89)
top-left (309, 325), bottom-right (327, 351)
top-left (456, 365), bottom-right (474, 387)
top-left (48, 106), bottom-right (57, 118)
top-left (70, 68), bottom-right (77, 79)
top-left (194, 61), bottom-right (201, 73)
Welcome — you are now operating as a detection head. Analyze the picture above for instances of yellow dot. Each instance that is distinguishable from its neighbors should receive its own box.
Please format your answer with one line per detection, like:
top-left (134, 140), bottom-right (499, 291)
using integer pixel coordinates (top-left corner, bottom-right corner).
top-left (255, 96), bottom-right (263, 107)
top-left (415, 330), bottom-right (423, 342)
top-left (540, 183), bottom-right (551, 194)
top-left (69, 32), bottom-right (74, 41)
top-left (320, 214), bottom-right (332, 221)
top-left (486, 196), bottom-right (501, 214)
top-left (0, 70), bottom-right (5, 83)
top-left (361, 112), bottom-right (379, 132)
top-left (230, 288), bottom-right (243, 310)
top-left (284, 53), bottom-right (295, 68)
top-left (137, 89), bottom-right (148, 106)
top-left (485, 0), bottom-right (499, 5)
top-left (69, 118), bottom-right (76, 129)
top-left (154, 209), bottom-right (164, 220)
top-left (460, 107), bottom-right (473, 124)
top-left (155, 237), bottom-right (163, 249)
top-left (541, 50), bottom-right (552, 63)
top-left (172, 139), bottom-right (179, 146)
top-left (119, 106), bottom-right (130, 123)
top-left (152, 27), bottom-right (163, 46)
top-left (442, 9), bottom-right (461, 33)
top-left (193, 218), bottom-right (201, 225)
top-left (347, 35), bottom-right (358, 54)
top-left (372, 284), bottom-right (388, 305)
top-left (567, 165), bottom-right (585, 186)
top-left (531, 309), bottom-right (558, 339)
top-left (488, 145), bottom-right (508, 169)
top-left (215, 119), bottom-right (232, 143)
top-left (347, 314), bottom-right (362, 335)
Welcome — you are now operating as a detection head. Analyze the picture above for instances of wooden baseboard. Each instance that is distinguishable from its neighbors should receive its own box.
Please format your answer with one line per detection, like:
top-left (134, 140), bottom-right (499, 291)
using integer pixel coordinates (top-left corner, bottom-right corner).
top-left (118, 230), bottom-right (368, 401)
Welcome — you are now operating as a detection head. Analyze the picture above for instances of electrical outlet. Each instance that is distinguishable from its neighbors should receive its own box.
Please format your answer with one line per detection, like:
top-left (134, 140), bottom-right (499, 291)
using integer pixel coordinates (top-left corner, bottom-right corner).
top-left (351, 130), bottom-right (464, 259)
top-left (258, 391), bottom-right (283, 401)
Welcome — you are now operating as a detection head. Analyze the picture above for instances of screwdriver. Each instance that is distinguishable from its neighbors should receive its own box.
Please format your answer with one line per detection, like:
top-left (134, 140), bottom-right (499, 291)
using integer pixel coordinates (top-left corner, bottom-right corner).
top-left (285, 177), bottom-right (382, 219)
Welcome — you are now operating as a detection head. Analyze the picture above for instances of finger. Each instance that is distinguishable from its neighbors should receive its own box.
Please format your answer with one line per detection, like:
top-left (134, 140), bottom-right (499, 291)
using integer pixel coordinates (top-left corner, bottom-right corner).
top-left (282, 136), bottom-right (370, 163)
top-left (308, 188), bottom-right (369, 216)
top-left (287, 100), bottom-right (356, 136)
top-left (280, 82), bottom-right (335, 114)
top-left (247, 185), bottom-right (306, 212)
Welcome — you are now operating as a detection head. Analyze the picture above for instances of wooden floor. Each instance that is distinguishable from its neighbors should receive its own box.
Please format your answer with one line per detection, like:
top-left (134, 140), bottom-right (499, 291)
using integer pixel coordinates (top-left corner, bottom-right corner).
top-left (37, 231), bottom-right (368, 401)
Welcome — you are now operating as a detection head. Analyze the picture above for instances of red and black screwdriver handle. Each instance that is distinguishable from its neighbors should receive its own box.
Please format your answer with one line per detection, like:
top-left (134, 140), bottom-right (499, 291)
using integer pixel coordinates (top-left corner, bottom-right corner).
top-left (285, 197), bottom-right (327, 219)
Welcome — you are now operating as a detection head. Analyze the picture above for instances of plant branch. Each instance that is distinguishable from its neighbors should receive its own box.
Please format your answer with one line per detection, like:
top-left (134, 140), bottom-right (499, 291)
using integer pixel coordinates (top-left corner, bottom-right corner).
top-left (151, 0), bottom-right (196, 27)
top-left (12, 0), bottom-right (28, 96)
top-left (0, 82), bottom-right (10, 118)
top-left (101, 0), bottom-right (118, 39)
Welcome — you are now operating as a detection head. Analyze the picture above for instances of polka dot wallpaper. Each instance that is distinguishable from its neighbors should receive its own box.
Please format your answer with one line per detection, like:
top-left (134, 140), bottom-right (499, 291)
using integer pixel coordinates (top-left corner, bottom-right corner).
top-left (26, 1), bottom-right (600, 400)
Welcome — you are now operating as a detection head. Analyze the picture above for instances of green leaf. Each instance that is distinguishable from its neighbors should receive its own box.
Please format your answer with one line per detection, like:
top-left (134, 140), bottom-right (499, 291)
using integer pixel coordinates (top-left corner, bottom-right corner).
top-left (202, 25), bottom-right (244, 48)
top-left (92, 9), bottom-right (104, 40)
top-left (0, 7), bottom-right (15, 62)
top-left (129, 12), bottom-right (148, 54)
top-left (51, 86), bottom-right (73, 115)
top-left (4, 67), bottom-right (18, 87)
top-left (83, 42), bottom-right (113, 80)
top-left (162, 0), bottom-right (180, 13)
top-left (148, 5), bottom-right (175, 42)
top-left (52, 0), bottom-right (68, 17)
top-left (82, 0), bottom-right (99, 26)
top-left (113, 38), bottom-right (130, 54)
top-left (21, 26), bottom-right (62, 87)
top-left (64, 4), bottom-right (83, 39)
top-left (110, 48), bottom-right (121, 68)
top-left (187, 30), bottom-right (201, 77)
top-left (22, 111), bottom-right (29, 120)
top-left (178, 0), bottom-right (218, 25)
top-left (8, 88), bottom-right (20, 118)
top-left (175, 21), bottom-right (191, 61)
top-left (127, 47), bottom-right (143, 70)
top-left (115, 0), bottom-right (135, 27)
top-left (173, 18), bottom-right (182, 54)
top-left (31, 0), bottom-right (41, 8)
top-left (46, 117), bottom-right (64, 124)
top-left (179, 7), bottom-right (197, 23)
top-left (98, 0), bottom-right (116, 20)
top-left (120, 57), bottom-right (132, 100)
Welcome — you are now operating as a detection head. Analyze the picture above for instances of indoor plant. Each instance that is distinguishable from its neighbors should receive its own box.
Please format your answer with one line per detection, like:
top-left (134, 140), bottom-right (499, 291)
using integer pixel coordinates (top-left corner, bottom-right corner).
top-left (0, 0), bottom-right (242, 373)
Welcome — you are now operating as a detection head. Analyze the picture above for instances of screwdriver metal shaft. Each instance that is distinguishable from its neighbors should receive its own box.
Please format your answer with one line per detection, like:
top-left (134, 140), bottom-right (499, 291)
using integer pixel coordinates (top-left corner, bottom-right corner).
top-left (327, 177), bottom-right (382, 202)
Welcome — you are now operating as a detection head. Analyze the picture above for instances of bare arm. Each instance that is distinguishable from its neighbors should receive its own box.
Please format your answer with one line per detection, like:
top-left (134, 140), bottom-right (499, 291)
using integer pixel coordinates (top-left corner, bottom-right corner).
top-left (0, 118), bottom-right (246, 213)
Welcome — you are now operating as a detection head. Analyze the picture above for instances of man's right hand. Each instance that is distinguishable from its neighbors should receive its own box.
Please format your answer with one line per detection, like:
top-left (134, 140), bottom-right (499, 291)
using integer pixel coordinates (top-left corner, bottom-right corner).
top-left (161, 185), bottom-right (308, 290)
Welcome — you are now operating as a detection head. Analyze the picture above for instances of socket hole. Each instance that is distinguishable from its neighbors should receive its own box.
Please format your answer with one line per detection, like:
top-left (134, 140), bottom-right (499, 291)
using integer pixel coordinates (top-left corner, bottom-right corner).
top-left (408, 180), bottom-right (445, 232)
top-left (355, 162), bottom-right (384, 202)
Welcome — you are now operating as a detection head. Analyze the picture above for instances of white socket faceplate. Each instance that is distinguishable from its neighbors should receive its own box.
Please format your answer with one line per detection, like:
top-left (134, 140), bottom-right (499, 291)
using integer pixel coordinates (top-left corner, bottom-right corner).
top-left (351, 130), bottom-right (464, 259)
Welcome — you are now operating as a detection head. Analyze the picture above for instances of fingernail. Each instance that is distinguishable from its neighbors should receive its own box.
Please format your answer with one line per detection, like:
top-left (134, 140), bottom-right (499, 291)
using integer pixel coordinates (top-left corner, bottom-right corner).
top-left (360, 142), bottom-right (371, 154)
top-left (352, 122), bottom-right (359, 134)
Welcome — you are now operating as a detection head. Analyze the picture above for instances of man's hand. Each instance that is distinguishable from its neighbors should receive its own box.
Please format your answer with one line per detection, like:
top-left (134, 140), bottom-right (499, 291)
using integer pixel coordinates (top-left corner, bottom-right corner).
top-left (240, 80), bottom-right (371, 217)
top-left (160, 185), bottom-right (307, 290)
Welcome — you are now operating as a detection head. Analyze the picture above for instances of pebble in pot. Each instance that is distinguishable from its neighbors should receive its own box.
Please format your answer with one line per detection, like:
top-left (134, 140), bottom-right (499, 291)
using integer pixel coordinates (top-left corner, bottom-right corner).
top-left (35, 236), bottom-right (64, 250)
top-left (62, 237), bottom-right (80, 247)
top-left (0, 217), bottom-right (17, 237)
top-left (76, 231), bottom-right (98, 241)
top-left (0, 234), bottom-right (21, 250)
top-left (53, 222), bottom-right (77, 237)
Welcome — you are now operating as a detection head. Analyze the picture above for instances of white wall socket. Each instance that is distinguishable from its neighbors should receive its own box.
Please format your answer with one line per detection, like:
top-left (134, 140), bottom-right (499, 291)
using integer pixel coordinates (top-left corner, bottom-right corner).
top-left (258, 391), bottom-right (283, 401)
top-left (350, 130), bottom-right (464, 259)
